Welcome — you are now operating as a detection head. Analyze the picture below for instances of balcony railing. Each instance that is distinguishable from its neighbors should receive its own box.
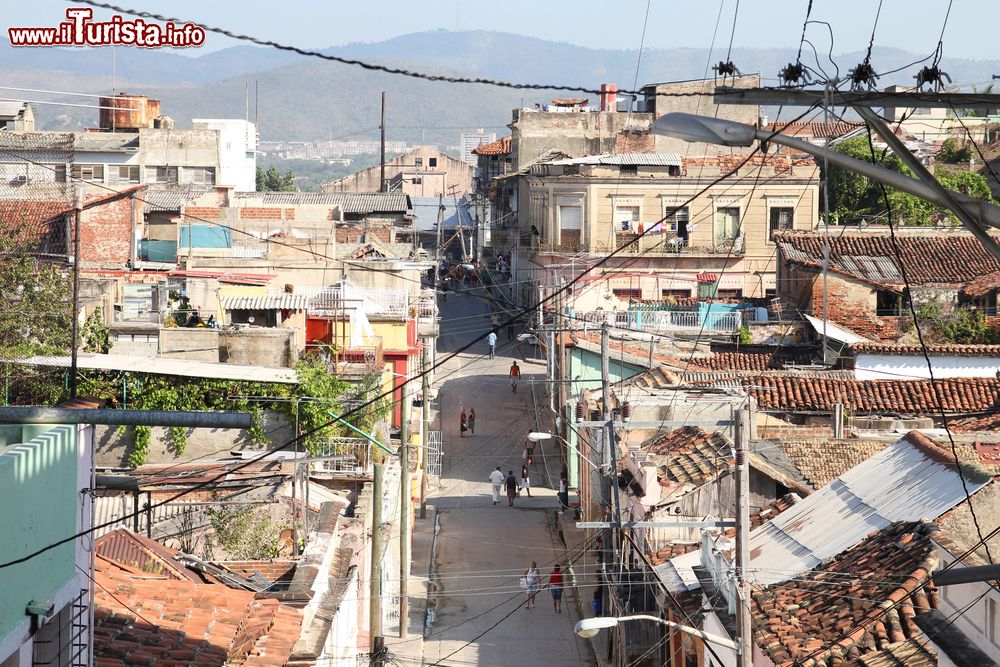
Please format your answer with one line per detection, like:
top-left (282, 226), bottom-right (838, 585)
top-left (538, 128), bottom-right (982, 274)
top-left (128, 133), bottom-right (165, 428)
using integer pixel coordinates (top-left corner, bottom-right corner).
top-left (576, 309), bottom-right (745, 333)
top-left (303, 285), bottom-right (410, 318)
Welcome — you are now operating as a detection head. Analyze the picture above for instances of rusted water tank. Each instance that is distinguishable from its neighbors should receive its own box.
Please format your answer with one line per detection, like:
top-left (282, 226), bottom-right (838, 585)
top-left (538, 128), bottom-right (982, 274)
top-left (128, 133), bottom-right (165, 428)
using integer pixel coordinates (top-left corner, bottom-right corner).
top-left (98, 93), bottom-right (161, 131)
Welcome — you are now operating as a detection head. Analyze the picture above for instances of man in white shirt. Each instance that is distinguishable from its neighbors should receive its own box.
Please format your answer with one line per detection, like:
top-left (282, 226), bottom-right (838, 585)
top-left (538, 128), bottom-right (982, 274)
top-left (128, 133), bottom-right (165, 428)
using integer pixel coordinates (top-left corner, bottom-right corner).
top-left (488, 466), bottom-right (505, 505)
top-left (486, 330), bottom-right (498, 359)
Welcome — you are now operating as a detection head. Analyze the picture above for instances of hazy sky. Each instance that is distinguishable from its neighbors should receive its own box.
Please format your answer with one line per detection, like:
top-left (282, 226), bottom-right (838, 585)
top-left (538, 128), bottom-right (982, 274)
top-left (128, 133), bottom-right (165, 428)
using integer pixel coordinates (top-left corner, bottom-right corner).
top-left (8, 1), bottom-right (1000, 62)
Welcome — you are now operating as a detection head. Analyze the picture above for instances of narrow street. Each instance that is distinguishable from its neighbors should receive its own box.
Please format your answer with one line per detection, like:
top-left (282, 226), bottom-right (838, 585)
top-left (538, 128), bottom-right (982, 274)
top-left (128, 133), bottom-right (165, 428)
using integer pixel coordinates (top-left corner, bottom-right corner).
top-left (422, 289), bottom-right (595, 667)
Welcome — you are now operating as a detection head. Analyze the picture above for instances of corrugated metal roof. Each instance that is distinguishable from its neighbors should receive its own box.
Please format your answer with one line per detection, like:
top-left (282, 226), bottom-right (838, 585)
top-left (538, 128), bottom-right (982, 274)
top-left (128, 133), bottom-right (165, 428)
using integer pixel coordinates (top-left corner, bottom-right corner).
top-left (547, 153), bottom-right (682, 167)
top-left (235, 191), bottom-right (411, 213)
top-left (221, 294), bottom-right (308, 310)
top-left (143, 188), bottom-right (213, 212)
top-left (17, 352), bottom-right (297, 383)
top-left (748, 435), bottom-right (990, 586)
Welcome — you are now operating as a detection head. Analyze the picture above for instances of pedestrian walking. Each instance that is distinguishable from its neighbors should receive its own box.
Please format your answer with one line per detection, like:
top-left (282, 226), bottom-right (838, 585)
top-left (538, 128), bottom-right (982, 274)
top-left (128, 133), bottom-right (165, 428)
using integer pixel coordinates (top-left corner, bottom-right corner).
top-left (489, 466), bottom-right (504, 505)
top-left (509, 361), bottom-right (521, 393)
top-left (521, 562), bottom-right (540, 609)
top-left (558, 473), bottom-right (569, 511)
top-left (548, 564), bottom-right (565, 613)
top-left (520, 462), bottom-right (531, 497)
top-left (523, 436), bottom-right (536, 461)
top-left (460, 406), bottom-right (468, 438)
top-left (468, 408), bottom-right (476, 435)
top-left (505, 470), bottom-right (518, 506)
top-left (486, 330), bottom-right (497, 359)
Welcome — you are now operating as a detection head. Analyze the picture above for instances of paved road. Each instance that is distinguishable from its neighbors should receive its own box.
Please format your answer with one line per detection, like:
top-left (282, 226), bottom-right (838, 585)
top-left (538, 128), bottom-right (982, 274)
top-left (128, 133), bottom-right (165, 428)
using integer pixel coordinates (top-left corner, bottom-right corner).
top-left (422, 289), bottom-right (594, 667)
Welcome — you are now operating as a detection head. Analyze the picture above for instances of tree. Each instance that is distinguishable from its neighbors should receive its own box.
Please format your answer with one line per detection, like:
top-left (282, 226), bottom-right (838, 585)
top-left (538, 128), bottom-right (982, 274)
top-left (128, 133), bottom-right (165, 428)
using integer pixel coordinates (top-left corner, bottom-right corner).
top-left (256, 165), bottom-right (296, 192)
top-left (914, 299), bottom-right (1000, 344)
top-left (823, 136), bottom-right (993, 226)
top-left (938, 138), bottom-right (972, 164)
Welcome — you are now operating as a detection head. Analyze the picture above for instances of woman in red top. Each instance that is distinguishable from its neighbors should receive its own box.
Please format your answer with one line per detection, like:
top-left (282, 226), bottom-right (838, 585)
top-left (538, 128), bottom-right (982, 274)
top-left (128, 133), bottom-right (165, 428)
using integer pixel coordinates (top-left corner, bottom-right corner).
top-left (548, 564), bottom-right (564, 613)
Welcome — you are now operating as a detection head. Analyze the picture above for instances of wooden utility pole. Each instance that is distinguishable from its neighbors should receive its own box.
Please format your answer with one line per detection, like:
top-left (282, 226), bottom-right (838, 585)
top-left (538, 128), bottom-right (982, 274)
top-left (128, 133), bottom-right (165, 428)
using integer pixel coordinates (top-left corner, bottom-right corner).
top-left (434, 194), bottom-right (444, 288)
top-left (420, 343), bottom-right (430, 518)
top-left (69, 187), bottom-right (83, 399)
top-left (379, 91), bottom-right (386, 193)
top-left (398, 380), bottom-right (410, 637)
top-left (369, 463), bottom-right (384, 663)
top-left (735, 408), bottom-right (752, 667)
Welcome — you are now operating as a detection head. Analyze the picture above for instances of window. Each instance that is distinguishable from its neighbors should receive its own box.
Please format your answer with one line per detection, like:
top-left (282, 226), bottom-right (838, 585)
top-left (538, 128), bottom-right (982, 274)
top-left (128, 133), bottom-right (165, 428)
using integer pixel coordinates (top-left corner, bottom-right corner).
top-left (614, 205), bottom-right (640, 232)
top-left (71, 164), bottom-right (104, 181)
top-left (667, 206), bottom-right (689, 245)
top-left (769, 207), bottom-right (794, 240)
top-left (619, 164), bottom-right (638, 176)
top-left (414, 157), bottom-right (424, 167)
top-left (428, 157), bottom-right (438, 168)
top-left (53, 165), bottom-right (67, 183)
top-left (876, 289), bottom-right (908, 315)
top-left (662, 288), bottom-right (691, 299)
top-left (714, 206), bottom-right (740, 242)
top-left (185, 166), bottom-right (216, 185)
top-left (112, 165), bottom-right (140, 183)
top-left (145, 166), bottom-right (178, 184)
top-left (558, 205), bottom-right (582, 230)
top-left (612, 288), bottom-right (641, 300)
top-left (716, 289), bottom-right (743, 299)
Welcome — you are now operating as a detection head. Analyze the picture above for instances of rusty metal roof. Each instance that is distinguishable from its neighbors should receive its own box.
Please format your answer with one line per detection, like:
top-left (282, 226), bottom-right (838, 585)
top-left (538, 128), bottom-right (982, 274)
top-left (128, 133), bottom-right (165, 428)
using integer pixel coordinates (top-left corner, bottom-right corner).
top-left (221, 294), bottom-right (308, 310)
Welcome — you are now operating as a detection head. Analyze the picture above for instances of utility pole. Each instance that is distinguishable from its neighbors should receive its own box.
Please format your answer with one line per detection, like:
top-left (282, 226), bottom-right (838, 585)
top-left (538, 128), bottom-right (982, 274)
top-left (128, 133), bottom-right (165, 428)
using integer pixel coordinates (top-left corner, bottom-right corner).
top-left (398, 380), bottom-right (410, 637)
top-left (735, 407), bottom-right (752, 667)
top-left (434, 194), bottom-right (444, 289)
top-left (379, 91), bottom-right (386, 193)
top-left (369, 462), bottom-right (384, 665)
top-left (420, 343), bottom-right (430, 519)
top-left (69, 187), bottom-right (83, 399)
top-left (600, 323), bottom-right (621, 561)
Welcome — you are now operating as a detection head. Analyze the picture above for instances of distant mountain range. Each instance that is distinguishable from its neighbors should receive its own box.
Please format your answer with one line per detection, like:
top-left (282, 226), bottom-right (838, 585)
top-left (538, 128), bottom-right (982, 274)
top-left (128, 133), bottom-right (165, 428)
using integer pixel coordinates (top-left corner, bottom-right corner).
top-left (4, 30), bottom-right (1000, 145)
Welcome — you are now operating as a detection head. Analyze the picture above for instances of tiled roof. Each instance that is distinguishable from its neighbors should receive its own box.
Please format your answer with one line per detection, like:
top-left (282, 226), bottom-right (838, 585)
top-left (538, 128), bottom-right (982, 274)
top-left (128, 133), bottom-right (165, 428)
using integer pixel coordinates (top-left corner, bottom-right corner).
top-left (94, 539), bottom-right (303, 666)
top-left (699, 351), bottom-right (779, 371)
top-left (774, 231), bottom-right (1000, 287)
top-left (856, 640), bottom-right (937, 667)
top-left (143, 188), bottom-right (213, 212)
top-left (471, 136), bottom-right (511, 156)
top-left (770, 439), bottom-right (894, 489)
top-left (547, 152), bottom-right (682, 167)
top-left (934, 482), bottom-right (1000, 567)
top-left (751, 521), bottom-right (939, 667)
top-left (850, 342), bottom-right (1000, 357)
top-left (775, 120), bottom-right (862, 139)
top-left (643, 426), bottom-right (733, 487)
top-left (95, 529), bottom-right (209, 583)
top-left (745, 376), bottom-right (1000, 415)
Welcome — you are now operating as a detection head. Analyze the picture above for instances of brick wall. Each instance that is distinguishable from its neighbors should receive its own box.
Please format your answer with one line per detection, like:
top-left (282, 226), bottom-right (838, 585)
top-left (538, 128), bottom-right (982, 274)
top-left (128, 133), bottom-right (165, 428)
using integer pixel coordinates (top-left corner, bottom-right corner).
top-left (239, 207), bottom-right (284, 220)
top-left (616, 131), bottom-right (656, 153)
top-left (183, 207), bottom-right (221, 219)
top-left (79, 196), bottom-right (134, 267)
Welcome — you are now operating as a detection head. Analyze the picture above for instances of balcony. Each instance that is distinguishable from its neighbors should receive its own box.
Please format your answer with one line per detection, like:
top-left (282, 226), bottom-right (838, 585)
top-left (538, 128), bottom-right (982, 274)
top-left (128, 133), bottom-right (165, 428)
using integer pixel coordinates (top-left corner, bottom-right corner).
top-left (416, 289), bottom-right (439, 337)
top-left (575, 308), bottom-right (746, 333)
top-left (304, 284), bottom-right (410, 319)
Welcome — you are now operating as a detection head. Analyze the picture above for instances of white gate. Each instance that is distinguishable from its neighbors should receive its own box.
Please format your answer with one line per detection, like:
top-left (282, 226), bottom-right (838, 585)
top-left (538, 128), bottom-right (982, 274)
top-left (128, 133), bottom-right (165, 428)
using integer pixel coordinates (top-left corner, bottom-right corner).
top-left (427, 431), bottom-right (443, 477)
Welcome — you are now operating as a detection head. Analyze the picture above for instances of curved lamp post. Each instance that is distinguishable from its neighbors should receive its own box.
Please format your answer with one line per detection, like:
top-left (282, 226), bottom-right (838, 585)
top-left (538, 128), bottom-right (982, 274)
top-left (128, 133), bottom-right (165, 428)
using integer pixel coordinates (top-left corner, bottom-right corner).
top-left (574, 614), bottom-right (738, 650)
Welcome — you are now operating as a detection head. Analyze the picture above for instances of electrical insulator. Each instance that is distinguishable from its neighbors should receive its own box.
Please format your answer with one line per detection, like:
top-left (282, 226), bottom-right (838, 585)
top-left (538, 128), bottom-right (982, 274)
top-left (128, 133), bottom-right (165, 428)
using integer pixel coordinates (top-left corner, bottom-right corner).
top-left (621, 401), bottom-right (632, 423)
top-left (575, 402), bottom-right (584, 424)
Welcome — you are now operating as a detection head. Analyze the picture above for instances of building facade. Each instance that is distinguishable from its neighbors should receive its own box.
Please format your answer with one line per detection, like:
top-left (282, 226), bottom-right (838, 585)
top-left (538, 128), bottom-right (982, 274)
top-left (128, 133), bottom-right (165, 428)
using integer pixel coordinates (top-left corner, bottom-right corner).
top-left (321, 146), bottom-right (474, 197)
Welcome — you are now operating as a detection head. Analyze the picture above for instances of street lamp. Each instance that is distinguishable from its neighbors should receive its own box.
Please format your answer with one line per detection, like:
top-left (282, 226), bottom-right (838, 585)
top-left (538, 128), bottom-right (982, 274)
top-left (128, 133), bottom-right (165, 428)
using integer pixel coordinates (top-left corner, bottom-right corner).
top-left (651, 112), bottom-right (1000, 251)
top-left (574, 614), bottom-right (739, 650)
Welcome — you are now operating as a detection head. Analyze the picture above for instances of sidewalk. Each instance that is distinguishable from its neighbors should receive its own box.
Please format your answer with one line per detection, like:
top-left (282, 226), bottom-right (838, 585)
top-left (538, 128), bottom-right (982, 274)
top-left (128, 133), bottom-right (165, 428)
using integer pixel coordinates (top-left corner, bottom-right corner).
top-left (383, 504), bottom-right (437, 662)
top-left (556, 510), bottom-right (612, 667)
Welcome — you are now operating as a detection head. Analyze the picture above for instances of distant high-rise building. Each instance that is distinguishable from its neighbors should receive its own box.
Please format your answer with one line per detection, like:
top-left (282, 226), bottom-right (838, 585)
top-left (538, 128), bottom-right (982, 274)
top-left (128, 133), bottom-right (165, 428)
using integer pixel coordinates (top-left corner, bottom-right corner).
top-left (460, 129), bottom-right (495, 166)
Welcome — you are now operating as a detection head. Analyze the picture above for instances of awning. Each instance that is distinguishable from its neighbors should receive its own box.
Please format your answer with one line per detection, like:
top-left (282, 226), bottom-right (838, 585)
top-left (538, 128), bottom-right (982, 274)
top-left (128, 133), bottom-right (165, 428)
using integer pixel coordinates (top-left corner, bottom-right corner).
top-left (16, 353), bottom-right (297, 384)
top-left (221, 294), bottom-right (308, 310)
top-left (803, 313), bottom-right (869, 345)
top-left (696, 273), bottom-right (719, 283)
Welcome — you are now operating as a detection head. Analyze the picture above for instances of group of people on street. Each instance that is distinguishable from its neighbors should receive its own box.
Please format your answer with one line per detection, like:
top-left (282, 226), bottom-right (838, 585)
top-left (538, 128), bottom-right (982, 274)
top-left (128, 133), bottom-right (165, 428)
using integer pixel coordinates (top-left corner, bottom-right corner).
top-left (521, 562), bottom-right (565, 612)
top-left (459, 406), bottom-right (476, 437)
top-left (488, 467), bottom-right (521, 506)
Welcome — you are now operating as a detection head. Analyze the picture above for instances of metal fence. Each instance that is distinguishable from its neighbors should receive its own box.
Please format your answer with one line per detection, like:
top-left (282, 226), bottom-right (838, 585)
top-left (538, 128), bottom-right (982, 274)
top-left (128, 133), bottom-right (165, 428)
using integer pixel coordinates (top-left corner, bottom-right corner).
top-left (427, 431), bottom-right (443, 477)
top-left (311, 437), bottom-right (373, 473)
top-left (575, 309), bottom-right (745, 333)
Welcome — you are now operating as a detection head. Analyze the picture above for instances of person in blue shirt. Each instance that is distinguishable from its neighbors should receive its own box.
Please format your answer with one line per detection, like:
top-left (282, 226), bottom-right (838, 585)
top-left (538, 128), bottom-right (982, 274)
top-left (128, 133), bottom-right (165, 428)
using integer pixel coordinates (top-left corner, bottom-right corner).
top-left (486, 330), bottom-right (498, 359)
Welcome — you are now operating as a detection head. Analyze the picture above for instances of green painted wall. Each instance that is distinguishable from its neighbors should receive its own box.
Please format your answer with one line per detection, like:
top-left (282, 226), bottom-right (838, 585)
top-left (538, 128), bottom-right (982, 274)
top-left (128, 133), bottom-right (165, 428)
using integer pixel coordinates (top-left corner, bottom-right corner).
top-left (0, 425), bottom-right (78, 644)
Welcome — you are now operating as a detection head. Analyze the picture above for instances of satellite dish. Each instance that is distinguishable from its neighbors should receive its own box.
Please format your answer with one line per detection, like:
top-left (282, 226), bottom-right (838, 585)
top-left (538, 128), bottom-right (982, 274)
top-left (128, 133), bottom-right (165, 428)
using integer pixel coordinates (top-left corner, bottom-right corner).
top-left (248, 316), bottom-right (255, 324)
top-left (527, 432), bottom-right (552, 442)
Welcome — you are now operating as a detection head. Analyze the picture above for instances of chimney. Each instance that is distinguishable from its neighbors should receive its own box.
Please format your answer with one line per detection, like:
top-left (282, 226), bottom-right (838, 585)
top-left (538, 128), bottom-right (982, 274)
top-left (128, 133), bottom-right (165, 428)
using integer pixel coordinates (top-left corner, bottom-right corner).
top-left (600, 83), bottom-right (618, 112)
